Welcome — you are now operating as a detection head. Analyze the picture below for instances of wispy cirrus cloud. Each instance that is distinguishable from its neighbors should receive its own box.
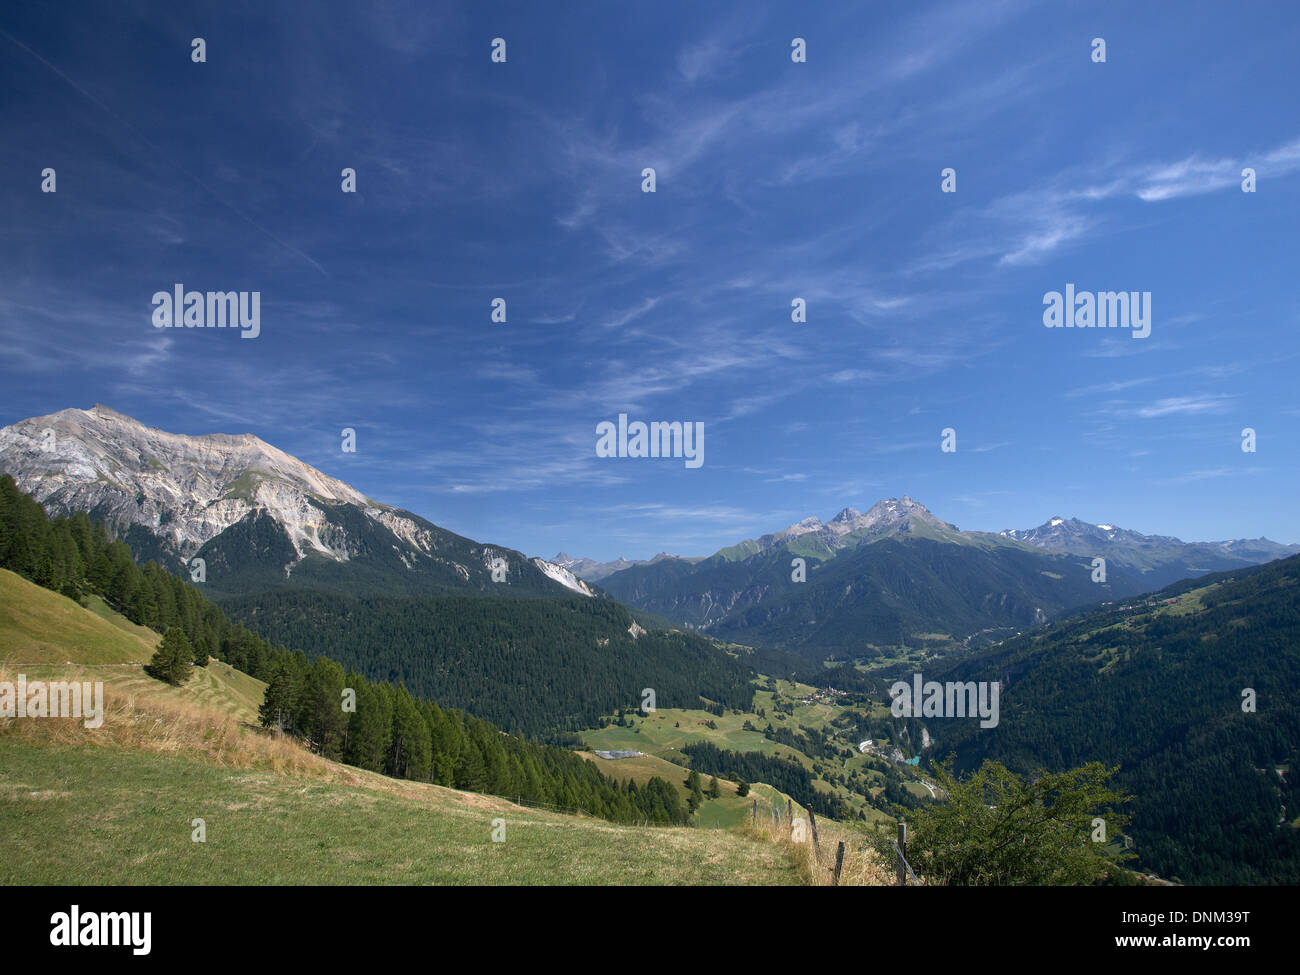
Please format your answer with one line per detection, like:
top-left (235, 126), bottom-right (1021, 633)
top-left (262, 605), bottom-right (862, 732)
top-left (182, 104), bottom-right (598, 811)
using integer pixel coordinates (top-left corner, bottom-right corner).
top-left (1134, 395), bottom-right (1236, 418)
top-left (4, 1), bottom-right (1298, 560)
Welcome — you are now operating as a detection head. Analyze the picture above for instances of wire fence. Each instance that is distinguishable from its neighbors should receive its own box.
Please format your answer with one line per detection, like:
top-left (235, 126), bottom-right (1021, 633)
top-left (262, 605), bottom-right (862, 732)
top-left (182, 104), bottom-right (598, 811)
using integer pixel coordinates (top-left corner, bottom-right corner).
top-left (747, 796), bottom-right (911, 886)
top-left (895, 837), bottom-right (923, 885)
top-left (488, 789), bottom-right (925, 884)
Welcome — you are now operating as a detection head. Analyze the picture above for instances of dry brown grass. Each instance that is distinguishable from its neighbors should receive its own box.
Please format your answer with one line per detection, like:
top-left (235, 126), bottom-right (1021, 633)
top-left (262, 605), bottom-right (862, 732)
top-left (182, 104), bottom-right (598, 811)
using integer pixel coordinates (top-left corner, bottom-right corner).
top-left (1, 662), bottom-right (884, 885)
top-left (0, 662), bottom-right (341, 779)
top-left (743, 814), bottom-right (893, 886)
top-left (0, 663), bottom-right (563, 815)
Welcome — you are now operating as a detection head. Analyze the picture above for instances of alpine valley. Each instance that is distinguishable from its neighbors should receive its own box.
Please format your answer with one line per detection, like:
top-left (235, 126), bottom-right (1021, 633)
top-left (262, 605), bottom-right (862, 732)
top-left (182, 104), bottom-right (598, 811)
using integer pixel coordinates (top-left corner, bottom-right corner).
top-left (8, 2), bottom-right (1300, 900)
top-left (582, 497), bottom-right (1298, 659)
top-left (0, 406), bottom-right (754, 738)
top-left (2, 404), bottom-right (1298, 885)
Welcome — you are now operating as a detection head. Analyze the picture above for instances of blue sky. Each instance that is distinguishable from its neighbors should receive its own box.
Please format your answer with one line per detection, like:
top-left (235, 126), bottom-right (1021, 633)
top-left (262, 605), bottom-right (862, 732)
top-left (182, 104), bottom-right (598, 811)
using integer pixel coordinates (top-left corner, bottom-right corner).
top-left (2, 0), bottom-right (1298, 561)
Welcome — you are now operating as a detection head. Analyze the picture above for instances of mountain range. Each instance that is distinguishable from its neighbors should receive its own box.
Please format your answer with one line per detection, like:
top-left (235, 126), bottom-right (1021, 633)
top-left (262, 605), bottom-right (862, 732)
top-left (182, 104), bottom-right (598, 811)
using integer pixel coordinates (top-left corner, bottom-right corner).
top-left (2, 405), bottom-right (1295, 665)
top-left (3, 404), bottom-right (1298, 882)
top-left (568, 498), bottom-right (1297, 584)
top-left (997, 515), bottom-right (1298, 571)
top-left (551, 552), bottom-right (694, 581)
top-left (0, 405), bottom-right (769, 737)
top-left (0, 404), bottom-right (594, 599)
top-left (586, 498), bottom-right (1299, 657)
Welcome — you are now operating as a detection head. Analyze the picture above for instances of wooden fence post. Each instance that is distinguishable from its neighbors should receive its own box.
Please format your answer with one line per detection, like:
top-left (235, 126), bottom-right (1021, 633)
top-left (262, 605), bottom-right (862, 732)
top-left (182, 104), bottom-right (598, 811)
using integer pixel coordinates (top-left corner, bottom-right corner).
top-left (751, 798), bottom-right (757, 825)
top-left (807, 807), bottom-right (821, 858)
top-left (833, 841), bottom-right (846, 886)
top-left (896, 821), bottom-right (907, 886)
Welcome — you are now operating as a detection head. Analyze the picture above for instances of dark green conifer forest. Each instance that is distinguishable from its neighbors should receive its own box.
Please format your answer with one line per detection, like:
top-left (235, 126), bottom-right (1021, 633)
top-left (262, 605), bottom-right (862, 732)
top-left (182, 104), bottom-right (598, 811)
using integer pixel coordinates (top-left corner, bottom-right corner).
top-left (0, 476), bottom-right (688, 826)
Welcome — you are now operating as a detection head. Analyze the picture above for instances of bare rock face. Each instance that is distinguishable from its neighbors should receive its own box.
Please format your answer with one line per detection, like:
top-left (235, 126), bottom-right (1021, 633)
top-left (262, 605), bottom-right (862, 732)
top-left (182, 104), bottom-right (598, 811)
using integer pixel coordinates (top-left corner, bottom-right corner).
top-left (529, 557), bottom-right (597, 597)
top-left (0, 404), bottom-right (591, 597)
top-left (550, 553), bottom-right (640, 582)
top-left (0, 404), bottom-right (379, 565)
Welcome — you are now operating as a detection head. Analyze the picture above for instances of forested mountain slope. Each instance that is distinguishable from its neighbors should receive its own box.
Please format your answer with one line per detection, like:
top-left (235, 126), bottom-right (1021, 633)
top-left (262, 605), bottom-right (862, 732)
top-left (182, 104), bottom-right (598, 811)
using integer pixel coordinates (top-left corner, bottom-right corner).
top-left (927, 557), bottom-right (1300, 884)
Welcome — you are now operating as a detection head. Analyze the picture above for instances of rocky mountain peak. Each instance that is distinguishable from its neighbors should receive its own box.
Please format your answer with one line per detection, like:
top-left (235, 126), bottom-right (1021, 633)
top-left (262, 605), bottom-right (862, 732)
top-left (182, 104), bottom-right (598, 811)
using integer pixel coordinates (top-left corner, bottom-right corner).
top-left (0, 404), bottom-right (593, 598)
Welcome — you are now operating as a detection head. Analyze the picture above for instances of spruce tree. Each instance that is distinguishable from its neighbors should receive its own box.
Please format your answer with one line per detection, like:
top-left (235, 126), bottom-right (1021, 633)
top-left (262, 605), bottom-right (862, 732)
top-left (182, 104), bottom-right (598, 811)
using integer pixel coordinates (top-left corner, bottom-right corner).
top-left (147, 626), bottom-right (193, 685)
top-left (302, 657), bottom-right (348, 758)
top-left (344, 679), bottom-right (391, 772)
top-left (259, 667), bottom-right (296, 734)
top-left (686, 769), bottom-right (704, 811)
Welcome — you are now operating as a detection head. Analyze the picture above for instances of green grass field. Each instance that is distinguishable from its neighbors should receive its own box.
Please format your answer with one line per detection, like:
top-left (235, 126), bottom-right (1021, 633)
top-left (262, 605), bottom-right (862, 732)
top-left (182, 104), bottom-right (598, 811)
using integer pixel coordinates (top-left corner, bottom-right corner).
top-left (0, 568), bottom-right (158, 665)
top-left (80, 592), bottom-right (161, 643)
top-left (580, 673), bottom-right (922, 825)
top-left (9, 658), bottom-right (266, 729)
top-left (0, 741), bottom-right (802, 885)
top-left (580, 749), bottom-right (793, 829)
top-left (0, 567), bottom-right (823, 885)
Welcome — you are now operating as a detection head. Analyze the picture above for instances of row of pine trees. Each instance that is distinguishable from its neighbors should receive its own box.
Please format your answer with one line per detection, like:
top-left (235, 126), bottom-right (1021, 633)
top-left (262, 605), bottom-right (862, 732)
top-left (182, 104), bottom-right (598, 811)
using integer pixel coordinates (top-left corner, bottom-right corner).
top-left (258, 653), bottom-right (687, 823)
top-left (0, 475), bottom-right (688, 825)
top-left (0, 475), bottom-right (238, 665)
